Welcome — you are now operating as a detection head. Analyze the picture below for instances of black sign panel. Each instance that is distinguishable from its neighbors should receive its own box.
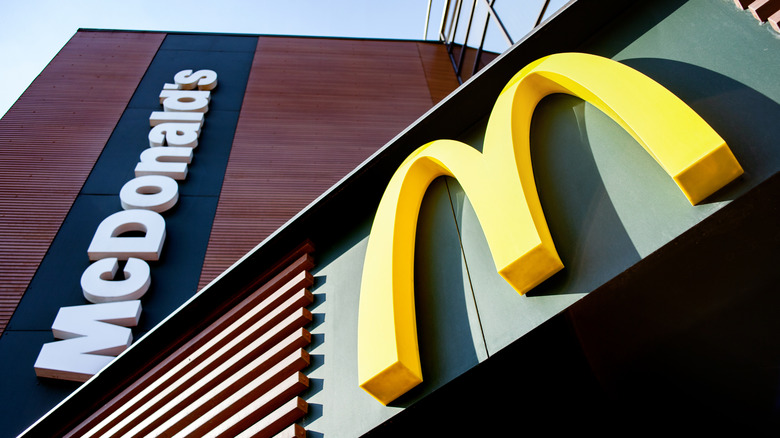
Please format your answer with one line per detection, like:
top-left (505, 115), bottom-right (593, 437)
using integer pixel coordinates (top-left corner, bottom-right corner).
top-left (0, 33), bottom-right (257, 437)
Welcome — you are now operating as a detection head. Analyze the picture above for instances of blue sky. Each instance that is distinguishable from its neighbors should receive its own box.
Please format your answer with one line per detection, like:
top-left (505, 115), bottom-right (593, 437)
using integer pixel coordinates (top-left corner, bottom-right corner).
top-left (0, 0), bottom-right (567, 118)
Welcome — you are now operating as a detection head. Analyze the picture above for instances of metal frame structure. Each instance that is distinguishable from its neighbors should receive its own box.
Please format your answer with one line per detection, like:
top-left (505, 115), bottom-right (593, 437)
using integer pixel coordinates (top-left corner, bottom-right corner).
top-left (425, 0), bottom-right (551, 83)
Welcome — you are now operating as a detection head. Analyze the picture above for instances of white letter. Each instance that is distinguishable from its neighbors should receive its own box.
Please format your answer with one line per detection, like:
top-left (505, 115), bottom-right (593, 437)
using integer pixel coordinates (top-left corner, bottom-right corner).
top-left (34, 301), bottom-right (142, 382)
top-left (159, 90), bottom-right (210, 113)
top-left (81, 258), bottom-right (151, 303)
top-left (134, 147), bottom-right (193, 180)
top-left (174, 69), bottom-right (218, 90)
top-left (87, 209), bottom-right (166, 261)
top-left (148, 123), bottom-right (200, 148)
top-left (120, 175), bottom-right (179, 213)
top-left (149, 111), bottom-right (204, 127)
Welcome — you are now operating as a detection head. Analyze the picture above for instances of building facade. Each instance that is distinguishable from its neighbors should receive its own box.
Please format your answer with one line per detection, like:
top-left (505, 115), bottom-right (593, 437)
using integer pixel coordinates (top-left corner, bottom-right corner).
top-left (2, 0), bottom-right (780, 436)
top-left (0, 31), bottom-right (458, 436)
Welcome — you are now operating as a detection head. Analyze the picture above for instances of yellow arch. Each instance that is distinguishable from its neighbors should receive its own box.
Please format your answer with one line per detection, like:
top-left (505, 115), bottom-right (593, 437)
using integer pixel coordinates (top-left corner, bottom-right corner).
top-left (357, 52), bottom-right (743, 405)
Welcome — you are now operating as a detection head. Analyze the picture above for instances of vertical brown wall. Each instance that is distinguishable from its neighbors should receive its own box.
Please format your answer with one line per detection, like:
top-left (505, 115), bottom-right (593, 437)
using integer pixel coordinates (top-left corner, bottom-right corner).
top-left (198, 37), bottom-right (458, 288)
top-left (416, 42), bottom-right (462, 104)
top-left (0, 31), bottom-right (164, 334)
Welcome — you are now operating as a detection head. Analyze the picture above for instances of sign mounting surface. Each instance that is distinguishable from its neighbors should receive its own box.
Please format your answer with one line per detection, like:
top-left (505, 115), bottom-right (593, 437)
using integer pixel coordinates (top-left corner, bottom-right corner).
top-left (357, 52), bottom-right (744, 405)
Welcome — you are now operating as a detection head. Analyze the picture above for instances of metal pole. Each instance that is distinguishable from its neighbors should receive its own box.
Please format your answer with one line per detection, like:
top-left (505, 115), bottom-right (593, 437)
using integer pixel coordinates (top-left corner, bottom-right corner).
top-left (447, 0), bottom-right (464, 46)
top-left (534, 0), bottom-right (551, 27)
top-left (438, 0), bottom-right (451, 41)
top-left (472, 0), bottom-right (495, 77)
top-left (456, 0), bottom-right (477, 78)
top-left (482, 0), bottom-right (513, 46)
top-left (424, 0), bottom-right (433, 40)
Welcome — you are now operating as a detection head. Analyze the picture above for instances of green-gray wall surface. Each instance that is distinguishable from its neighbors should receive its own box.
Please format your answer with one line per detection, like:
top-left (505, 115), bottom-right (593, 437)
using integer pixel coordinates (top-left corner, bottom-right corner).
top-left (300, 1), bottom-right (780, 435)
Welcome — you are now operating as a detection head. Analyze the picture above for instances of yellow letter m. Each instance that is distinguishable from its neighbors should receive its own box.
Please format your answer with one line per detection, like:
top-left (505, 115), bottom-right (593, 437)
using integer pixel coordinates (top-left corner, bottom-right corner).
top-left (357, 53), bottom-right (743, 405)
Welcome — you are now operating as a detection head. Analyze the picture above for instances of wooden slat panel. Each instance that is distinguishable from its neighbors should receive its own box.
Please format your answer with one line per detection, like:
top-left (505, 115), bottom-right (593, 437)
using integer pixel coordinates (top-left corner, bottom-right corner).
top-left (198, 37), bottom-right (443, 289)
top-left (67, 250), bottom-right (315, 437)
top-left (233, 397), bottom-right (308, 438)
top-left (272, 424), bottom-right (306, 438)
top-left (416, 42), bottom-right (461, 104)
top-left (749, 0), bottom-right (780, 21)
top-left (771, 10), bottom-right (780, 32)
top-left (68, 243), bottom-right (317, 438)
top-left (119, 293), bottom-right (312, 437)
top-left (180, 372), bottom-right (309, 438)
top-left (88, 311), bottom-right (312, 438)
top-left (734, 0), bottom-right (780, 31)
top-left (82, 327), bottom-right (310, 437)
top-left (0, 31), bottom-right (164, 334)
top-left (69, 244), bottom-right (317, 438)
top-left (145, 349), bottom-right (310, 437)
top-left (100, 282), bottom-right (311, 435)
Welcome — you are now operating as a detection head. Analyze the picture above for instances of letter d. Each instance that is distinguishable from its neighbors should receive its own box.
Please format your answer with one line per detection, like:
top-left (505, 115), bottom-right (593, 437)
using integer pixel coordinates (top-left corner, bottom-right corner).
top-left (87, 210), bottom-right (166, 261)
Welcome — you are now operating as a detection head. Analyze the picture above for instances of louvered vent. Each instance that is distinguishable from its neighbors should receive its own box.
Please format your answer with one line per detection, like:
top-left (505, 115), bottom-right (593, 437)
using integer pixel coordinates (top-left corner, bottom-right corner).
top-left (67, 242), bottom-right (317, 438)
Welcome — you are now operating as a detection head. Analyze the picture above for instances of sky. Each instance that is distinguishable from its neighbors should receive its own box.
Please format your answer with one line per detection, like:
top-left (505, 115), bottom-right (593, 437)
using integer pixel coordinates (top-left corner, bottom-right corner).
top-left (0, 0), bottom-right (568, 119)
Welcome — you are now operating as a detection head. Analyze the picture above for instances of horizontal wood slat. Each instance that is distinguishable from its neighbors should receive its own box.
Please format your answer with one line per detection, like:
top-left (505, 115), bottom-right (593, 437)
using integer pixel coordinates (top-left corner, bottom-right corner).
top-left (118, 295), bottom-right (312, 437)
top-left (272, 424), bottom-right (306, 438)
top-left (182, 372), bottom-right (309, 438)
top-left (197, 36), bottom-right (454, 289)
top-left (67, 251), bottom-right (315, 437)
top-left (734, 0), bottom-right (780, 31)
top-left (68, 243), bottom-right (315, 438)
top-left (87, 310), bottom-right (312, 437)
top-left (146, 349), bottom-right (310, 437)
top-left (0, 31), bottom-right (164, 334)
top-left (234, 397), bottom-right (308, 438)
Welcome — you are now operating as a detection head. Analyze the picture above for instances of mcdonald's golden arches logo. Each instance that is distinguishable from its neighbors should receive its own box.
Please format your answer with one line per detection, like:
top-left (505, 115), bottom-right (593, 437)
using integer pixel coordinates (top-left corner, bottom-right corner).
top-left (357, 52), bottom-right (743, 405)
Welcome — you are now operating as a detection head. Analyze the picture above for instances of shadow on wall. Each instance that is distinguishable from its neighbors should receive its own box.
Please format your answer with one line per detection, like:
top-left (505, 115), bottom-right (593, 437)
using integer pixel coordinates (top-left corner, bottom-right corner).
top-left (621, 57), bottom-right (780, 196)
top-left (529, 95), bottom-right (642, 297)
top-left (569, 172), bottom-right (780, 431)
top-left (391, 178), bottom-right (484, 408)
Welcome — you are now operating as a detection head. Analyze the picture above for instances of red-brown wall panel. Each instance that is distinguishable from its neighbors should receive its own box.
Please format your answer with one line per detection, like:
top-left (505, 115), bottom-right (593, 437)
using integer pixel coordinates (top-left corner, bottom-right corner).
top-left (416, 42), bottom-right (461, 104)
top-left (0, 31), bottom-right (164, 334)
top-left (198, 37), bottom-right (457, 288)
